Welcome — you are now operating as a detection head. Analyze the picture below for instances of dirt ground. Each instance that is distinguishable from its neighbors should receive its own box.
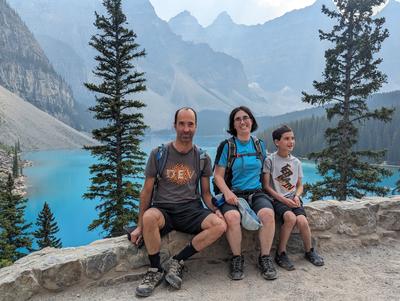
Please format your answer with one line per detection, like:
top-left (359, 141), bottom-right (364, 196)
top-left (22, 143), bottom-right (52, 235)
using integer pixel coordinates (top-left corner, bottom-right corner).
top-left (31, 242), bottom-right (400, 301)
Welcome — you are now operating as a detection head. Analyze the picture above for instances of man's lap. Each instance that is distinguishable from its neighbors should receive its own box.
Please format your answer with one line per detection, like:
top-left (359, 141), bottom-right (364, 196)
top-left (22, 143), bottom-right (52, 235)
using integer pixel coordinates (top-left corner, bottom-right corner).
top-left (152, 201), bottom-right (212, 235)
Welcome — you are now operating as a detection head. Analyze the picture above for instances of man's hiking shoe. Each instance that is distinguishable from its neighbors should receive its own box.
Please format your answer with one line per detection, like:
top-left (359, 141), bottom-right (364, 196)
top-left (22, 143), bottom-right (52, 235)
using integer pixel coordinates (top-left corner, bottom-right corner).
top-left (305, 248), bottom-right (324, 266)
top-left (165, 258), bottom-right (184, 289)
top-left (135, 268), bottom-right (164, 297)
top-left (275, 251), bottom-right (295, 271)
top-left (229, 255), bottom-right (244, 280)
top-left (258, 255), bottom-right (277, 280)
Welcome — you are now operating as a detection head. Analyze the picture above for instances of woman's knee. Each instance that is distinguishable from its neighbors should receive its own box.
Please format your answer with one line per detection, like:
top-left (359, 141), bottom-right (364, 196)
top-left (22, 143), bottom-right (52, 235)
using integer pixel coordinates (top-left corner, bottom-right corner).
top-left (258, 208), bottom-right (275, 224)
top-left (224, 210), bottom-right (241, 226)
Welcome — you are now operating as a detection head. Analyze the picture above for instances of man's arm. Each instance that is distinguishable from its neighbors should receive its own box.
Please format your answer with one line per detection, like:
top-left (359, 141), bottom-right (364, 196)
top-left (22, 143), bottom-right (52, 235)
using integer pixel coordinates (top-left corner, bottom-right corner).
top-left (263, 172), bottom-right (297, 208)
top-left (130, 176), bottom-right (155, 245)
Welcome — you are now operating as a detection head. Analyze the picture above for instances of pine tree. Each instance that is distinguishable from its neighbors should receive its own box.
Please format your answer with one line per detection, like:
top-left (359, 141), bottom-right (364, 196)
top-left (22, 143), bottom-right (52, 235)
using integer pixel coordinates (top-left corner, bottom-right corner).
top-left (302, 0), bottom-right (394, 201)
top-left (34, 202), bottom-right (62, 249)
top-left (83, 0), bottom-right (147, 237)
top-left (0, 174), bottom-right (32, 263)
top-left (12, 145), bottom-right (19, 178)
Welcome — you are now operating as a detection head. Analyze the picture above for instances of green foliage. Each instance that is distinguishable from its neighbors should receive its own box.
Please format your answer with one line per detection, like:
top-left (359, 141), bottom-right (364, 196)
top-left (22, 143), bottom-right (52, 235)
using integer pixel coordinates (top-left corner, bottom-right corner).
top-left (34, 202), bottom-right (62, 249)
top-left (12, 145), bottom-right (19, 178)
top-left (260, 103), bottom-right (400, 165)
top-left (301, 0), bottom-right (394, 201)
top-left (0, 174), bottom-right (32, 263)
top-left (84, 0), bottom-right (147, 237)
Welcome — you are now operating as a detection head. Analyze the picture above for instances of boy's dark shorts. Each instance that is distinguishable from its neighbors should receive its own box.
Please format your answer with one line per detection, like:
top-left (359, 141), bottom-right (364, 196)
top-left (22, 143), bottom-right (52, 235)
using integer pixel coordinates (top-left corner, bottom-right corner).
top-left (220, 191), bottom-right (274, 215)
top-left (273, 198), bottom-right (307, 223)
top-left (152, 200), bottom-right (212, 236)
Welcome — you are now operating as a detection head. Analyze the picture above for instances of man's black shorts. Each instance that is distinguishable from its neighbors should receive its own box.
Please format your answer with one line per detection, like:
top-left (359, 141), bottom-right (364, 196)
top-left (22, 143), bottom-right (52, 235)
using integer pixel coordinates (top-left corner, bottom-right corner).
top-left (152, 200), bottom-right (212, 236)
top-left (219, 191), bottom-right (274, 215)
top-left (273, 198), bottom-right (306, 223)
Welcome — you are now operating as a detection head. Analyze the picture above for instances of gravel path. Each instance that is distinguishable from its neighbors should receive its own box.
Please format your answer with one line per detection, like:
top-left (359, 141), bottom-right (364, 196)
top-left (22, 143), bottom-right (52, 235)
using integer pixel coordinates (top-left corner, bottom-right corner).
top-left (31, 242), bottom-right (400, 301)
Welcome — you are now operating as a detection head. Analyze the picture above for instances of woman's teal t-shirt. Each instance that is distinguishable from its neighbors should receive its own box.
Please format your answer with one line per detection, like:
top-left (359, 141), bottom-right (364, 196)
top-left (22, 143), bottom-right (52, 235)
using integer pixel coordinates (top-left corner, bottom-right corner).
top-left (217, 136), bottom-right (266, 191)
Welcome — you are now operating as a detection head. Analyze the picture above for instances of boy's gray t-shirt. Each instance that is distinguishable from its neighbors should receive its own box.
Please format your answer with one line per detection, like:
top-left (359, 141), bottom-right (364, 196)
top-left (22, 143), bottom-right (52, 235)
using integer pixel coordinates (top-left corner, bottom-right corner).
top-left (263, 152), bottom-right (303, 197)
top-left (145, 142), bottom-right (212, 205)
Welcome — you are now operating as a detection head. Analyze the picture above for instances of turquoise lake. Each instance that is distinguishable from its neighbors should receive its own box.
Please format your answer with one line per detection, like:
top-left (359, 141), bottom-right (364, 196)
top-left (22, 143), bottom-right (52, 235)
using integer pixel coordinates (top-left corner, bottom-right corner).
top-left (23, 135), bottom-right (400, 248)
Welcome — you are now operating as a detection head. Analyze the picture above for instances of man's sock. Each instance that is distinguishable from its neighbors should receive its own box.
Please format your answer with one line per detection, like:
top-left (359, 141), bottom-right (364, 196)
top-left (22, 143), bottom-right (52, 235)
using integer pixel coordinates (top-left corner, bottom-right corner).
top-left (148, 252), bottom-right (163, 271)
top-left (173, 242), bottom-right (198, 261)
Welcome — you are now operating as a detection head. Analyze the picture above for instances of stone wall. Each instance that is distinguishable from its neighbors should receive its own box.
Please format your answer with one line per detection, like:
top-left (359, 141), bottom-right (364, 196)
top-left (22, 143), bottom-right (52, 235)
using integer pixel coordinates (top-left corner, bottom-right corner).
top-left (0, 197), bottom-right (399, 301)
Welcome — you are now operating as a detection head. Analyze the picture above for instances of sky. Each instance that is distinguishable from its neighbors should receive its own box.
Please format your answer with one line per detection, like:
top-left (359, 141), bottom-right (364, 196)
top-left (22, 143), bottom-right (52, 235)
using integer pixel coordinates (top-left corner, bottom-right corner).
top-left (148, 0), bottom-right (394, 26)
top-left (148, 0), bottom-right (316, 26)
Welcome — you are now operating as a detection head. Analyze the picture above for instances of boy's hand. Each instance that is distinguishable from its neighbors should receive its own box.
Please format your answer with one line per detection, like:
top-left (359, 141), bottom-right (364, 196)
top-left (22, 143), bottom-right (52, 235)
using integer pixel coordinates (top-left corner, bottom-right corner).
top-left (293, 195), bottom-right (301, 208)
top-left (283, 197), bottom-right (298, 208)
top-left (224, 190), bottom-right (238, 205)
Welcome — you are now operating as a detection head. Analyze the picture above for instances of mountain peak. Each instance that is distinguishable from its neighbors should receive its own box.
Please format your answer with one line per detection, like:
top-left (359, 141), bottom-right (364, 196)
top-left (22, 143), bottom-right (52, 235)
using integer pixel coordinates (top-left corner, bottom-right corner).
top-left (169, 10), bottom-right (200, 25)
top-left (211, 11), bottom-right (234, 26)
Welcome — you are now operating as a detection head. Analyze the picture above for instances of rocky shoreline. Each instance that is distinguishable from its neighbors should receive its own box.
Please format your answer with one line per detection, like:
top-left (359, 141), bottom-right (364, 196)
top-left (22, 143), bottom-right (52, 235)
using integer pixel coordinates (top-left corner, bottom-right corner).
top-left (0, 147), bottom-right (29, 196)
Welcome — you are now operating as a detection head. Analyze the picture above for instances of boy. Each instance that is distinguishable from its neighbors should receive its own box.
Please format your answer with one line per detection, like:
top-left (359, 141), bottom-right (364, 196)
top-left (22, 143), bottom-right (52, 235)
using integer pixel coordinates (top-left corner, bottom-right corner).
top-left (263, 125), bottom-right (324, 270)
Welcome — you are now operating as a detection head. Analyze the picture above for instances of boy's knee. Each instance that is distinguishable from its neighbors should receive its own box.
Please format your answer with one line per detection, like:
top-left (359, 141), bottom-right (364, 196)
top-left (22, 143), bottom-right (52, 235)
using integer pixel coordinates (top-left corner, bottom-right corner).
top-left (296, 215), bottom-right (309, 228)
top-left (283, 211), bottom-right (296, 225)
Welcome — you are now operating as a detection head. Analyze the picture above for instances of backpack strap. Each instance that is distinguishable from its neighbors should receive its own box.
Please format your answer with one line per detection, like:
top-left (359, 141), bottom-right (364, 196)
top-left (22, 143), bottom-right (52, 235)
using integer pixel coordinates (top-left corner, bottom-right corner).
top-left (195, 145), bottom-right (208, 194)
top-left (155, 143), bottom-right (168, 182)
top-left (251, 136), bottom-right (265, 162)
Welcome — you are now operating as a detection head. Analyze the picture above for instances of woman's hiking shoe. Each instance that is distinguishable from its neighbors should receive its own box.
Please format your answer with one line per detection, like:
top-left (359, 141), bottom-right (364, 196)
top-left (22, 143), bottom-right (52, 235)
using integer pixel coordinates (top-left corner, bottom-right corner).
top-left (230, 255), bottom-right (244, 280)
top-left (275, 251), bottom-right (295, 271)
top-left (258, 255), bottom-right (277, 280)
top-left (305, 248), bottom-right (324, 266)
top-left (135, 268), bottom-right (165, 297)
top-left (165, 258), bottom-right (184, 289)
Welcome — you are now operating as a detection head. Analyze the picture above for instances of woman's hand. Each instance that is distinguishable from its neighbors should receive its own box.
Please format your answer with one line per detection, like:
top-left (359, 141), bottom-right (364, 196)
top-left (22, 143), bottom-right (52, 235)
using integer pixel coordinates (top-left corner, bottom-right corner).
top-left (224, 190), bottom-right (238, 205)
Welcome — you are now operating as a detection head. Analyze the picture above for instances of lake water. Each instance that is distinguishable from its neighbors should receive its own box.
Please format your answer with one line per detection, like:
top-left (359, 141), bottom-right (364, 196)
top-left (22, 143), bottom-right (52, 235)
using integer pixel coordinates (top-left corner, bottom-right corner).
top-left (23, 135), bottom-right (400, 248)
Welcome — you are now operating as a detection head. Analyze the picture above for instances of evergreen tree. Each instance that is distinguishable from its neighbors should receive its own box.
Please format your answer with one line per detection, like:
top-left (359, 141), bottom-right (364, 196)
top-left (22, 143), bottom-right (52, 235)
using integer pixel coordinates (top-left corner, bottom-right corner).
top-left (0, 174), bottom-right (32, 263)
top-left (12, 145), bottom-right (19, 178)
top-left (33, 202), bottom-right (62, 249)
top-left (84, 0), bottom-right (147, 237)
top-left (302, 0), bottom-right (394, 201)
top-left (396, 175), bottom-right (400, 192)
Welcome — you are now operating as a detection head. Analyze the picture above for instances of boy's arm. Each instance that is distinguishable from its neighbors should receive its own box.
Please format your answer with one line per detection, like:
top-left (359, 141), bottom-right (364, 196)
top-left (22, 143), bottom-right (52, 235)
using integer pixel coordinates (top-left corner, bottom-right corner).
top-left (293, 177), bottom-right (303, 207)
top-left (263, 172), bottom-right (297, 208)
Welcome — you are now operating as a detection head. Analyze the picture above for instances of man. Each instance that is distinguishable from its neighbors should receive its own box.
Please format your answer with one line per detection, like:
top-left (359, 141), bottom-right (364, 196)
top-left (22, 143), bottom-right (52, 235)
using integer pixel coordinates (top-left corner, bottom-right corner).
top-left (131, 107), bottom-right (226, 297)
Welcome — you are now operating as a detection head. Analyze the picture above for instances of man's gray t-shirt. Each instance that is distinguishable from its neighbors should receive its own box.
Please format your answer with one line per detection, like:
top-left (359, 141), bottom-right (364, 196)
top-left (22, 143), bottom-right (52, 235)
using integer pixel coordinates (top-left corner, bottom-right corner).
top-left (263, 152), bottom-right (303, 197)
top-left (145, 143), bottom-right (212, 205)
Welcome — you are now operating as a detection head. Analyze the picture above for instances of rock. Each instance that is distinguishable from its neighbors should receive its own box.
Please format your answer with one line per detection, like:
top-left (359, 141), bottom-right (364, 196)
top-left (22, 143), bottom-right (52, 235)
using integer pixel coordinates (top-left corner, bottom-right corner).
top-left (0, 197), bottom-right (399, 301)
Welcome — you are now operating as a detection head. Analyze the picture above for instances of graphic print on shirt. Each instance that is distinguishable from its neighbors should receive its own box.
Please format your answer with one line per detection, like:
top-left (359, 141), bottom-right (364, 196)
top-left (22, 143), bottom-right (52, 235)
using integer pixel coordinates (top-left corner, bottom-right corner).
top-left (166, 163), bottom-right (195, 185)
top-left (275, 163), bottom-right (294, 192)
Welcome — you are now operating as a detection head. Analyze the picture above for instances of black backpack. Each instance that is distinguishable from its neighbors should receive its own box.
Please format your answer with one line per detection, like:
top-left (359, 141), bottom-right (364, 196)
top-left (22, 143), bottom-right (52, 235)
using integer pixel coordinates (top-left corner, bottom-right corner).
top-left (153, 143), bottom-right (207, 199)
top-left (212, 136), bottom-right (265, 194)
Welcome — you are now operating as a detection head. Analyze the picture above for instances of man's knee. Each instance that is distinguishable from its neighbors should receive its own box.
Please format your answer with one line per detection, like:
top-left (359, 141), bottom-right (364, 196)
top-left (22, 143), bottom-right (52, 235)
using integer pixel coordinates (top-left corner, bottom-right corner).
top-left (224, 210), bottom-right (241, 227)
top-left (143, 208), bottom-right (164, 228)
top-left (203, 214), bottom-right (227, 234)
top-left (258, 208), bottom-right (274, 224)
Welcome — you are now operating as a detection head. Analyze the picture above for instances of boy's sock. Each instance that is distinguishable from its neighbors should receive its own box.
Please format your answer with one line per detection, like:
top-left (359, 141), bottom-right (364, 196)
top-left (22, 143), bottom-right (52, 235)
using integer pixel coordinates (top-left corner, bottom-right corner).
top-left (148, 252), bottom-right (163, 271)
top-left (173, 242), bottom-right (198, 261)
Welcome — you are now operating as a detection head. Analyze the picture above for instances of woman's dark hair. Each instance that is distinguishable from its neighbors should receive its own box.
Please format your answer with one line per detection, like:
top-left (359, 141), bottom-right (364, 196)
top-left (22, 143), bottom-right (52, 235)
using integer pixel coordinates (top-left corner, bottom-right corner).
top-left (227, 106), bottom-right (258, 136)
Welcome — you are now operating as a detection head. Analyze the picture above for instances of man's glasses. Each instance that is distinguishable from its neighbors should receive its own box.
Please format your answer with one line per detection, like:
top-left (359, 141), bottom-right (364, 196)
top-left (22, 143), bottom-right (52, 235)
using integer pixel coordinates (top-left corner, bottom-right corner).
top-left (234, 115), bottom-right (250, 123)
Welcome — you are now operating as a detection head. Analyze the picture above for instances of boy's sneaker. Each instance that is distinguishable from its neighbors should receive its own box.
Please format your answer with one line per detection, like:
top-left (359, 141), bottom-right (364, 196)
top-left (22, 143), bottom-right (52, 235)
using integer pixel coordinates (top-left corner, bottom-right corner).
top-left (258, 255), bottom-right (277, 280)
top-left (135, 267), bottom-right (164, 297)
top-left (275, 251), bottom-right (295, 271)
top-left (229, 255), bottom-right (244, 280)
top-left (305, 248), bottom-right (324, 266)
top-left (165, 258), bottom-right (184, 289)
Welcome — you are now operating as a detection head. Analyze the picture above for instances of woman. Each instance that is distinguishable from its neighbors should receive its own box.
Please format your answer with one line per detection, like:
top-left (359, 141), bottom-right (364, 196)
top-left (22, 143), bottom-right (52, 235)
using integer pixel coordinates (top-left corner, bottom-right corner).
top-left (213, 106), bottom-right (276, 281)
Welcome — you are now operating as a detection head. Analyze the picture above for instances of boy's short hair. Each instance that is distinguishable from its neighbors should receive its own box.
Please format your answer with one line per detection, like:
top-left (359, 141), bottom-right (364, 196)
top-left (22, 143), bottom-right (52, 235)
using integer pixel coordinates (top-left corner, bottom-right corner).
top-left (272, 125), bottom-right (293, 141)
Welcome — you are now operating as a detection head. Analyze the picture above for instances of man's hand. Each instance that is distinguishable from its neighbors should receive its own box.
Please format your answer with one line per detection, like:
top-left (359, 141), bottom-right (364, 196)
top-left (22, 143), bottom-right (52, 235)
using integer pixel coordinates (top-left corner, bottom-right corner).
top-left (130, 226), bottom-right (143, 246)
top-left (224, 190), bottom-right (238, 205)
